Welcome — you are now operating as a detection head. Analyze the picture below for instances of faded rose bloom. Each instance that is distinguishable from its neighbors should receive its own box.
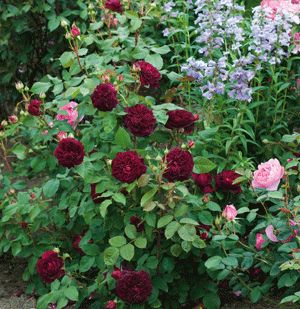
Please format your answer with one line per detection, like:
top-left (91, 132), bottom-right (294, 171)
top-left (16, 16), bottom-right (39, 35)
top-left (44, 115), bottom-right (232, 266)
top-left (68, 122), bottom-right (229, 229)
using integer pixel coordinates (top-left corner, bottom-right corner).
top-left (252, 158), bottom-right (284, 191)
top-left (192, 173), bottom-right (214, 193)
top-left (215, 170), bottom-right (241, 194)
top-left (104, 300), bottom-right (117, 309)
top-left (255, 233), bottom-right (265, 250)
top-left (57, 131), bottom-right (67, 141)
top-left (130, 216), bottom-right (145, 232)
top-left (265, 225), bottom-right (279, 242)
top-left (56, 101), bottom-right (81, 129)
top-left (71, 24), bottom-right (80, 37)
top-left (28, 99), bottom-right (42, 116)
top-left (105, 0), bottom-right (123, 13)
top-left (222, 204), bottom-right (237, 221)
top-left (134, 61), bottom-right (161, 88)
top-left (8, 115), bottom-right (18, 124)
top-left (36, 250), bottom-right (64, 283)
top-left (165, 109), bottom-right (198, 134)
top-left (91, 83), bottom-right (119, 111)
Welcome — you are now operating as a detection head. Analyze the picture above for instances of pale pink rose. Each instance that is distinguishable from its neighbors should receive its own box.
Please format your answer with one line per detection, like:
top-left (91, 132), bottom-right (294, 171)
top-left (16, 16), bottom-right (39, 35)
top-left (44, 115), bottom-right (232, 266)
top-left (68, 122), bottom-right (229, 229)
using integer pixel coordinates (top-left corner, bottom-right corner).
top-left (252, 158), bottom-right (284, 191)
top-left (293, 32), bottom-right (300, 54)
top-left (48, 121), bottom-right (54, 128)
top-left (265, 225), bottom-right (279, 242)
top-left (261, 0), bottom-right (300, 14)
top-left (233, 290), bottom-right (242, 297)
top-left (56, 101), bottom-right (81, 129)
top-left (222, 204), bottom-right (238, 221)
top-left (256, 233), bottom-right (265, 250)
top-left (57, 131), bottom-right (67, 141)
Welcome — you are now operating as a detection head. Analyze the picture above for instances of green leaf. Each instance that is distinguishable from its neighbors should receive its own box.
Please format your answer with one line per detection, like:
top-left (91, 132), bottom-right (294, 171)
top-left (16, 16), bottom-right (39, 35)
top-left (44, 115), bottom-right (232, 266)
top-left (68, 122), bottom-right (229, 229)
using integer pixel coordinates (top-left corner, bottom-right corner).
top-left (145, 54), bottom-right (163, 70)
top-left (11, 144), bottom-right (26, 160)
top-left (130, 17), bottom-right (142, 31)
top-left (141, 188), bottom-right (158, 207)
top-left (179, 218), bottom-right (198, 225)
top-left (203, 293), bottom-right (221, 309)
top-left (104, 247), bottom-right (119, 266)
top-left (125, 224), bottom-right (137, 239)
top-left (120, 244), bottom-right (135, 261)
top-left (207, 201), bottom-right (221, 212)
top-left (37, 293), bottom-right (56, 309)
top-left (112, 192), bottom-right (126, 205)
top-left (151, 45), bottom-right (171, 55)
top-left (192, 237), bottom-right (206, 249)
top-left (278, 273), bottom-right (298, 288)
top-left (165, 221), bottom-right (180, 239)
top-left (170, 244), bottom-right (182, 257)
top-left (205, 256), bottom-right (222, 270)
top-left (79, 256), bottom-right (95, 272)
top-left (99, 199), bottom-right (112, 218)
top-left (198, 211), bottom-right (214, 225)
top-left (59, 51), bottom-right (75, 68)
top-left (43, 179), bottom-right (60, 198)
top-left (178, 225), bottom-right (196, 242)
top-left (157, 215), bottom-right (173, 228)
top-left (134, 237), bottom-right (147, 249)
top-left (114, 127), bottom-right (133, 148)
top-left (222, 257), bottom-right (238, 268)
top-left (64, 286), bottom-right (78, 301)
top-left (193, 157), bottom-right (217, 173)
top-left (31, 82), bottom-right (51, 94)
top-left (109, 236), bottom-right (127, 247)
top-left (250, 287), bottom-right (261, 303)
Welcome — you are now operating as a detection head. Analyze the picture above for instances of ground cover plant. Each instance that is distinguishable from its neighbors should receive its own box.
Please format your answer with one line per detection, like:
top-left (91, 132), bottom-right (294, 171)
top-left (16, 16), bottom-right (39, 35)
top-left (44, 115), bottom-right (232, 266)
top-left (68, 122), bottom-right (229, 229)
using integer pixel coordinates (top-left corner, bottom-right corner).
top-left (0, 0), bottom-right (299, 308)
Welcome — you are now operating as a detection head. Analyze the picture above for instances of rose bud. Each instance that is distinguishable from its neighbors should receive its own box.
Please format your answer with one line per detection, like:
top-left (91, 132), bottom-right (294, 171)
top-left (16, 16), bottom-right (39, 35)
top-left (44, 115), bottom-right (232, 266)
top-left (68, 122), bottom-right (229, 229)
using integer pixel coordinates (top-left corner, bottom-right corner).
top-left (71, 24), bottom-right (80, 37)
top-left (112, 267), bottom-right (122, 280)
top-left (104, 300), bottom-right (117, 309)
top-left (15, 81), bottom-right (24, 91)
top-left (222, 204), bottom-right (237, 221)
top-left (8, 115), bottom-right (18, 124)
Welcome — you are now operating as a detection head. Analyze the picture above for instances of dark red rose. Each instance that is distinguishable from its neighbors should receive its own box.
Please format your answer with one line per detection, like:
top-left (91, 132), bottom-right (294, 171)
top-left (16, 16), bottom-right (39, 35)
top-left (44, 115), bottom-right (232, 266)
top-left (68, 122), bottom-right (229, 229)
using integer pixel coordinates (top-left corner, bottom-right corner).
top-left (163, 148), bottom-right (194, 182)
top-left (249, 267), bottom-right (261, 278)
top-left (130, 216), bottom-right (145, 232)
top-left (54, 137), bottom-right (85, 168)
top-left (105, 300), bottom-right (117, 309)
top-left (115, 270), bottom-right (152, 304)
top-left (165, 110), bottom-right (197, 134)
top-left (112, 151), bottom-right (147, 183)
top-left (134, 61), bottom-right (161, 89)
top-left (28, 99), bottom-right (42, 116)
top-left (90, 183), bottom-right (105, 204)
top-left (72, 235), bottom-right (84, 254)
top-left (192, 173), bottom-right (214, 193)
top-left (105, 0), bottom-right (123, 13)
top-left (36, 250), bottom-right (64, 283)
top-left (215, 170), bottom-right (241, 194)
top-left (196, 224), bottom-right (211, 240)
top-left (124, 104), bottom-right (156, 137)
top-left (112, 266), bottom-right (122, 280)
top-left (91, 83), bottom-right (119, 111)
top-left (20, 222), bottom-right (28, 229)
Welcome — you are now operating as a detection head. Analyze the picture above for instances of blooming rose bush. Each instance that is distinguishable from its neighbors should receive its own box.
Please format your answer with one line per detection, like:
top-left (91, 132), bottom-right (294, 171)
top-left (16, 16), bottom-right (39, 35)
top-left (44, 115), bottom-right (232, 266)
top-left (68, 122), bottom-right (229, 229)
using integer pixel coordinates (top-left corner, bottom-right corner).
top-left (0, 1), bottom-right (299, 309)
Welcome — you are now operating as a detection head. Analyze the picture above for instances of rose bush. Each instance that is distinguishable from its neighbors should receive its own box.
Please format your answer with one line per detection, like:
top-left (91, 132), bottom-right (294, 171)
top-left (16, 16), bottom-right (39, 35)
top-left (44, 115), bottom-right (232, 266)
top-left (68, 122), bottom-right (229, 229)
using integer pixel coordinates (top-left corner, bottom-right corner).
top-left (0, 1), bottom-right (299, 309)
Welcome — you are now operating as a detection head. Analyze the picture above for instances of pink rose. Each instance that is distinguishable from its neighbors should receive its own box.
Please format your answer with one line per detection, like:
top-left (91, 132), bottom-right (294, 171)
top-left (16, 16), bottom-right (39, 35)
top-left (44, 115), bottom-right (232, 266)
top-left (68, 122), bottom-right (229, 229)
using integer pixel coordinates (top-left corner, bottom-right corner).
top-left (252, 158), bottom-right (284, 191)
top-left (261, 0), bottom-right (300, 14)
top-left (56, 101), bottom-right (81, 129)
top-left (222, 204), bottom-right (238, 221)
top-left (265, 225), bottom-right (279, 242)
top-left (256, 233), bottom-right (265, 250)
top-left (71, 24), bottom-right (80, 37)
top-left (57, 131), bottom-right (67, 141)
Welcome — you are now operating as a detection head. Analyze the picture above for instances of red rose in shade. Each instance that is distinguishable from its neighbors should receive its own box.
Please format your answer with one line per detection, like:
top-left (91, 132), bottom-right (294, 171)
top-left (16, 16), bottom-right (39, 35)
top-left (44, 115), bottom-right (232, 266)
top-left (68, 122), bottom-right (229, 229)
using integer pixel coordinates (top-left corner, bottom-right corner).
top-left (196, 224), bottom-right (211, 240)
top-left (215, 170), bottom-right (241, 194)
top-left (192, 173), bottom-right (214, 193)
top-left (112, 151), bottom-right (147, 183)
top-left (91, 83), bottom-right (119, 111)
top-left (72, 235), bottom-right (84, 254)
top-left (134, 61), bottom-right (161, 89)
top-left (163, 148), bottom-right (194, 182)
top-left (124, 104), bottom-right (156, 137)
top-left (90, 183), bottom-right (105, 204)
top-left (112, 266), bottom-right (122, 280)
top-left (28, 99), bottom-right (42, 116)
top-left (36, 250), bottom-right (64, 283)
top-left (130, 216), bottom-right (145, 232)
top-left (54, 137), bottom-right (85, 168)
top-left (115, 270), bottom-right (152, 304)
top-left (105, 300), bottom-right (117, 309)
top-left (165, 110), bottom-right (197, 134)
top-left (105, 0), bottom-right (123, 13)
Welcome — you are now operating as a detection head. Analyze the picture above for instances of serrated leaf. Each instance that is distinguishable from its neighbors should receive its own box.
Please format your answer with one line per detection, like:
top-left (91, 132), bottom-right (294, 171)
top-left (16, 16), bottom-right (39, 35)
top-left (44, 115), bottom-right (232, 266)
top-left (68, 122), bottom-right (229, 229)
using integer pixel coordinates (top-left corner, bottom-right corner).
top-left (134, 237), bottom-right (147, 248)
top-left (109, 236), bottom-right (127, 247)
top-left (157, 215), bottom-right (173, 228)
top-left (165, 221), bottom-right (180, 239)
top-left (43, 179), bottom-right (60, 198)
top-left (104, 247), bottom-right (119, 265)
top-left (120, 244), bottom-right (134, 261)
top-left (193, 157), bottom-right (217, 174)
top-left (141, 188), bottom-right (158, 207)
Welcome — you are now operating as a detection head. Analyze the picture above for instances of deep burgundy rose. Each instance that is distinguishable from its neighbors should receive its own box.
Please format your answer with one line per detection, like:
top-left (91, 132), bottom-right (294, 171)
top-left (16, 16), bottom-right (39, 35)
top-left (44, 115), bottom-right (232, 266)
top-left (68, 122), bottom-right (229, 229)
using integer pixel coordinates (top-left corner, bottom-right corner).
top-left (115, 270), bottom-right (152, 304)
top-left (134, 61), bottom-right (161, 89)
top-left (215, 170), bottom-right (241, 194)
top-left (36, 250), bottom-right (64, 283)
top-left (112, 266), bottom-right (122, 280)
top-left (112, 151), bottom-right (147, 183)
top-left (192, 173), bottom-right (214, 193)
top-left (91, 83), bottom-right (119, 111)
top-left (28, 99), bottom-right (42, 116)
top-left (196, 224), bottom-right (211, 240)
top-left (163, 148), bottom-right (194, 182)
top-left (54, 137), bottom-right (85, 168)
top-left (124, 104), bottom-right (156, 137)
top-left (105, 0), bottom-right (123, 13)
top-left (165, 110), bottom-right (198, 134)
top-left (130, 216), bottom-right (145, 232)
top-left (105, 300), bottom-right (117, 309)
top-left (90, 183), bottom-right (105, 204)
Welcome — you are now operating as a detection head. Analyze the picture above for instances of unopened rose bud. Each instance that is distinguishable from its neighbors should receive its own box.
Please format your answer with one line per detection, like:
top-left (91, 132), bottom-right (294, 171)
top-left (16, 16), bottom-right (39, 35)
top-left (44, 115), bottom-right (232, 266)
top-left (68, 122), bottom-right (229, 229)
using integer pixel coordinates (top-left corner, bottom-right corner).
top-left (15, 81), bottom-right (24, 91)
top-left (24, 86), bottom-right (29, 92)
top-left (71, 24), bottom-right (81, 37)
top-left (8, 115), bottom-right (18, 124)
top-left (88, 3), bottom-right (94, 9)
top-left (181, 143), bottom-right (187, 149)
top-left (53, 248), bottom-right (60, 254)
top-left (112, 18), bottom-right (118, 27)
top-left (65, 32), bottom-right (72, 39)
top-left (118, 75), bottom-right (124, 82)
top-left (194, 114), bottom-right (199, 121)
top-left (188, 140), bottom-right (195, 149)
top-left (215, 215), bottom-right (222, 227)
top-left (68, 133), bottom-right (74, 138)
top-left (1, 120), bottom-right (8, 127)
top-left (60, 19), bottom-right (68, 28)
top-left (132, 63), bottom-right (140, 72)
top-left (164, 148), bottom-right (169, 155)
top-left (39, 92), bottom-right (46, 99)
top-left (102, 74), bottom-right (110, 83)
top-left (107, 159), bottom-right (112, 166)
top-left (30, 193), bottom-right (36, 199)
top-left (150, 2), bottom-right (156, 7)
top-left (9, 188), bottom-right (16, 195)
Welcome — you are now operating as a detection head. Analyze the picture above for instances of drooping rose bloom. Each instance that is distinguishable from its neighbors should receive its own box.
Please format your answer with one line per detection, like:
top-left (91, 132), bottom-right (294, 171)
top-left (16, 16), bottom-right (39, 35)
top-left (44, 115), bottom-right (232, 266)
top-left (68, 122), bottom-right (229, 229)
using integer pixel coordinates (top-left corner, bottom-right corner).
top-left (130, 216), bottom-right (145, 232)
top-left (56, 101), bottom-right (81, 129)
top-left (222, 204), bottom-right (238, 221)
top-left (255, 233), bottom-right (265, 250)
top-left (36, 250), bottom-right (65, 283)
top-left (192, 173), bottom-right (214, 193)
top-left (105, 0), bottom-right (123, 13)
top-left (112, 151), bottom-right (147, 183)
top-left (115, 270), bottom-right (152, 304)
top-left (165, 109), bottom-right (198, 134)
top-left (163, 148), bottom-right (194, 182)
top-left (28, 99), bottom-right (42, 116)
top-left (265, 225), bottom-right (279, 242)
top-left (215, 170), bottom-right (241, 194)
top-left (91, 83), bottom-right (119, 111)
top-left (124, 104), bottom-right (156, 137)
top-left (54, 137), bottom-right (85, 168)
top-left (252, 158), bottom-right (284, 191)
top-left (134, 61), bottom-right (161, 89)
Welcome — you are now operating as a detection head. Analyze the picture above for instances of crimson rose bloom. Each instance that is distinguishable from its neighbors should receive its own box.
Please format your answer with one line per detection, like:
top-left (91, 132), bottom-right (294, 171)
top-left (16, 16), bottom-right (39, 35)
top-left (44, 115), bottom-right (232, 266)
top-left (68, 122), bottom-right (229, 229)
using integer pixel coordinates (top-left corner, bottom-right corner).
top-left (215, 170), bottom-right (241, 194)
top-left (36, 250), bottom-right (64, 283)
top-left (192, 173), bottom-right (214, 193)
top-left (130, 216), bottom-right (145, 232)
top-left (90, 183), bottom-right (105, 204)
top-left (54, 137), bottom-right (85, 168)
top-left (112, 151), bottom-right (147, 183)
top-left (28, 99), bottom-right (42, 116)
top-left (91, 83), bottom-right (119, 111)
top-left (115, 270), bottom-right (152, 304)
top-left (104, 300), bottom-right (117, 309)
top-left (105, 0), bottom-right (123, 13)
top-left (165, 109), bottom-right (197, 134)
top-left (124, 104), bottom-right (156, 137)
top-left (196, 224), bottom-right (211, 240)
top-left (164, 148), bottom-right (194, 182)
top-left (134, 61), bottom-right (161, 89)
